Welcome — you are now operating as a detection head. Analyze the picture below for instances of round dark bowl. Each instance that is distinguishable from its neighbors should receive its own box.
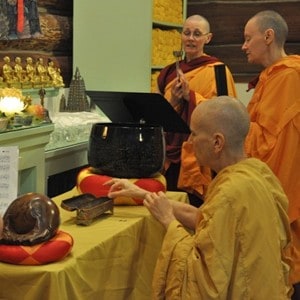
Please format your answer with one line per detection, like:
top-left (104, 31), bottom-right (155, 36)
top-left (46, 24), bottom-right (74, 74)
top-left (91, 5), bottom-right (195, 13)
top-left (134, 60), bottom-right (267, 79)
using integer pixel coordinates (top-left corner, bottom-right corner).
top-left (88, 123), bottom-right (165, 178)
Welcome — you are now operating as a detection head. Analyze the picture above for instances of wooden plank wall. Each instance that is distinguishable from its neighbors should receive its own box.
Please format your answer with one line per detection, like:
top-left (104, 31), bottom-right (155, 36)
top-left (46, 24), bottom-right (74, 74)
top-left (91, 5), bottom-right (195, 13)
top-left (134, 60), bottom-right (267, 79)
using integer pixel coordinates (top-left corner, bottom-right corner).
top-left (187, 0), bottom-right (300, 82)
top-left (1, 1), bottom-right (298, 87)
top-left (0, 0), bottom-right (73, 87)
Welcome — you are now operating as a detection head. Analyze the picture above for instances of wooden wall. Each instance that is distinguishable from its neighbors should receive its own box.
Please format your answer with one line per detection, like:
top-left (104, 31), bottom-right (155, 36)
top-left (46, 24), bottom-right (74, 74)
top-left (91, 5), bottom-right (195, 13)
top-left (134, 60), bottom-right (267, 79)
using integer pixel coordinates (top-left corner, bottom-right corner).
top-left (187, 0), bottom-right (300, 82)
top-left (1, 1), bottom-right (298, 87)
top-left (0, 0), bottom-right (73, 87)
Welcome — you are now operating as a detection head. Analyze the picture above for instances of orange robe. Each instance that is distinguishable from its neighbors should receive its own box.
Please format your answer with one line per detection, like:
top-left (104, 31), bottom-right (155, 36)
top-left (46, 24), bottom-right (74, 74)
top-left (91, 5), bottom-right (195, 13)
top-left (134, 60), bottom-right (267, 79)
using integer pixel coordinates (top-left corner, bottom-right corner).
top-left (152, 159), bottom-right (292, 299)
top-left (245, 55), bottom-right (300, 284)
top-left (158, 55), bottom-right (237, 196)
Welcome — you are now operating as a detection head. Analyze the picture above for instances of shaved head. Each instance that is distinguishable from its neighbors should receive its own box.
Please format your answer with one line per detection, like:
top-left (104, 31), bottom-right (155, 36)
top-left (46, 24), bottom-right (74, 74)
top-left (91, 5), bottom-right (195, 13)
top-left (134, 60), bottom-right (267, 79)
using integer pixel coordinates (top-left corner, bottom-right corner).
top-left (184, 15), bottom-right (210, 33)
top-left (192, 96), bottom-right (250, 150)
top-left (251, 10), bottom-right (288, 47)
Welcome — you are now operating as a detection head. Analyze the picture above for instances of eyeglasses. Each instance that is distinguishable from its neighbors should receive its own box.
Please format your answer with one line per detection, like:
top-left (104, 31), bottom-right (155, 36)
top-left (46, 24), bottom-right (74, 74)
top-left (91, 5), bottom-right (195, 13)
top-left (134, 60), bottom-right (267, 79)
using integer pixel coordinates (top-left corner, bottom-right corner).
top-left (182, 30), bottom-right (209, 40)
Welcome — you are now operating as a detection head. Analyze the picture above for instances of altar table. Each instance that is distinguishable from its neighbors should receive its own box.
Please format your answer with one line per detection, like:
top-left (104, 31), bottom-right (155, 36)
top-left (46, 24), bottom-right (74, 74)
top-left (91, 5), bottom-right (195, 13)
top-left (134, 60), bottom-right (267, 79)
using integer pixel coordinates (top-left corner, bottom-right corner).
top-left (0, 188), bottom-right (188, 300)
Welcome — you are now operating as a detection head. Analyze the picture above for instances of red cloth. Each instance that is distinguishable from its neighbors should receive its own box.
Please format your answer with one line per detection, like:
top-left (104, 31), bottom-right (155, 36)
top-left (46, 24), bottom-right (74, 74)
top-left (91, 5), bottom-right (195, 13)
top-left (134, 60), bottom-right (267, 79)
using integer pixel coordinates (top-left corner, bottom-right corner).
top-left (17, 0), bottom-right (24, 33)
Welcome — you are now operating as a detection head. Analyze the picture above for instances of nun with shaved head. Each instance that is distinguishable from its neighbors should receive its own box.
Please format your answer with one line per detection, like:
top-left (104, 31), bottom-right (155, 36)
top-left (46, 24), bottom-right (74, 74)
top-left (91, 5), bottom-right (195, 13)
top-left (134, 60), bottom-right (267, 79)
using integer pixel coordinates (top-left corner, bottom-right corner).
top-left (106, 96), bottom-right (293, 299)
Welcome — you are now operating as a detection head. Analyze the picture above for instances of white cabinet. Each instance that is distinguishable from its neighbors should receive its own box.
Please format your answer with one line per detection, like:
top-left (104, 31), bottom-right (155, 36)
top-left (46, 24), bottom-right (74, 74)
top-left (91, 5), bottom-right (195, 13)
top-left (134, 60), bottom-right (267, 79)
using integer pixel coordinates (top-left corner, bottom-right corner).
top-left (0, 124), bottom-right (54, 195)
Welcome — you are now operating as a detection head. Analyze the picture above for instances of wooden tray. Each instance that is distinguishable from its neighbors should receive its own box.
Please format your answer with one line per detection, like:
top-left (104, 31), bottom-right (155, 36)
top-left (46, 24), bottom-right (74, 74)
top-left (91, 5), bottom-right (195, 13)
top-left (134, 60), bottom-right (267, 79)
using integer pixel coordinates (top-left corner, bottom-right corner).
top-left (61, 194), bottom-right (113, 225)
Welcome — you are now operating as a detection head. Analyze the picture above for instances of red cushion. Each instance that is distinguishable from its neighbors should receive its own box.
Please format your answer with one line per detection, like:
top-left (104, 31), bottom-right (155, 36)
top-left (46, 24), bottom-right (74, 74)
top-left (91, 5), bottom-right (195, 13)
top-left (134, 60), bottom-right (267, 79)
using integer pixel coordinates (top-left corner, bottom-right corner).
top-left (0, 230), bottom-right (73, 265)
top-left (77, 167), bottom-right (166, 205)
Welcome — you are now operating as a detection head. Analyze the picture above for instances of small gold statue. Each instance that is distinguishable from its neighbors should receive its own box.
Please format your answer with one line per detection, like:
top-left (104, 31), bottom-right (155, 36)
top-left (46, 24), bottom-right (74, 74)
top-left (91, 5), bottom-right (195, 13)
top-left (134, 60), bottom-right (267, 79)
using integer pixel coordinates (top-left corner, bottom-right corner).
top-left (47, 59), bottom-right (65, 87)
top-left (0, 56), bottom-right (65, 89)
top-left (2, 56), bottom-right (17, 86)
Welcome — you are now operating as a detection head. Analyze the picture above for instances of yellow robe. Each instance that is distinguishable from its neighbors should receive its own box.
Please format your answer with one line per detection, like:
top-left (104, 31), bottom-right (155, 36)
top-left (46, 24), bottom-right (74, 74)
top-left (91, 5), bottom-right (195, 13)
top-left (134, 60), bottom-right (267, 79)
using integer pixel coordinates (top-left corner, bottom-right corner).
top-left (161, 58), bottom-right (237, 195)
top-left (245, 55), bottom-right (300, 283)
top-left (152, 158), bottom-right (292, 300)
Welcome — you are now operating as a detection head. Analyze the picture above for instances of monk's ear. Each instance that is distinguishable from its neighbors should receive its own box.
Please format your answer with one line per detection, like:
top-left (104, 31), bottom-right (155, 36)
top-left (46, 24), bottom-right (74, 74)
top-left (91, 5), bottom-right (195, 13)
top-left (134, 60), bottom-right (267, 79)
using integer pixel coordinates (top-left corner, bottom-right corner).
top-left (264, 29), bottom-right (274, 45)
top-left (213, 132), bottom-right (225, 153)
top-left (205, 33), bottom-right (213, 44)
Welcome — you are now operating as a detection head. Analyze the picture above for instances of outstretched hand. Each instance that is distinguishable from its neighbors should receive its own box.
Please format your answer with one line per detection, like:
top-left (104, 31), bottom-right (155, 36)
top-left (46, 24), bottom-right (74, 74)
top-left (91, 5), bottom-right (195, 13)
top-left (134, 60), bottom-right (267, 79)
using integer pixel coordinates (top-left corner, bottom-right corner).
top-left (104, 179), bottom-right (175, 228)
top-left (104, 178), bottom-right (147, 199)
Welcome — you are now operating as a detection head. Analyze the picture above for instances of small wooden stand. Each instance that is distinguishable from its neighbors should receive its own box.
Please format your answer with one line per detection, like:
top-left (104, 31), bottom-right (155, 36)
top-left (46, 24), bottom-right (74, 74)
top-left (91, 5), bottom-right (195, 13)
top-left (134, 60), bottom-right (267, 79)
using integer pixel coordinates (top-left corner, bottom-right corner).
top-left (61, 194), bottom-right (114, 225)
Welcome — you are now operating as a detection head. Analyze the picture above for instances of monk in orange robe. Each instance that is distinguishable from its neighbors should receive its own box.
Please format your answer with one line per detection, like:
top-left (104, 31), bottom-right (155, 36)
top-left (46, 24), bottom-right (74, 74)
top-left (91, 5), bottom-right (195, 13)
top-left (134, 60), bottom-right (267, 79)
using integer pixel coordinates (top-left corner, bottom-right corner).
top-left (242, 10), bottom-right (300, 293)
top-left (157, 15), bottom-right (237, 206)
top-left (107, 97), bottom-right (293, 299)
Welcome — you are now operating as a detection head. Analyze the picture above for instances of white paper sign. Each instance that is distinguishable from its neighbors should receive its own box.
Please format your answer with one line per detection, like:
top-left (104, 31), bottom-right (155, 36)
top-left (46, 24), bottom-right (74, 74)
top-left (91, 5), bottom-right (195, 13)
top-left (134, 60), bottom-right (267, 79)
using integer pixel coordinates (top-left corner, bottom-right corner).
top-left (0, 147), bottom-right (19, 216)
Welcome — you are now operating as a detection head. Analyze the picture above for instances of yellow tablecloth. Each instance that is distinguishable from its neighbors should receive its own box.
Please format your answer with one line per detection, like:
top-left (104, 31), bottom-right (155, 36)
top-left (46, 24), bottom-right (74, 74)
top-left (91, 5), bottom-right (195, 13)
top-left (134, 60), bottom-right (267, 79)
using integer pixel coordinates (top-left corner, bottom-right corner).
top-left (0, 188), bottom-right (188, 300)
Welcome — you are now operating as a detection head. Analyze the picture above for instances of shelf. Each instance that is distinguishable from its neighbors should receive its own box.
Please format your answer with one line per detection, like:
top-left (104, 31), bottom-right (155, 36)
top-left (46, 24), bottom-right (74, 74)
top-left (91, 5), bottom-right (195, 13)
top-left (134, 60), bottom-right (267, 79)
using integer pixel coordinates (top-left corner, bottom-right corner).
top-left (151, 65), bottom-right (165, 70)
top-left (0, 122), bottom-right (53, 135)
top-left (45, 141), bottom-right (88, 178)
top-left (0, 122), bottom-right (54, 138)
top-left (152, 20), bottom-right (183, 29)
top-left (21, 87), bottom-right (60, 98)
